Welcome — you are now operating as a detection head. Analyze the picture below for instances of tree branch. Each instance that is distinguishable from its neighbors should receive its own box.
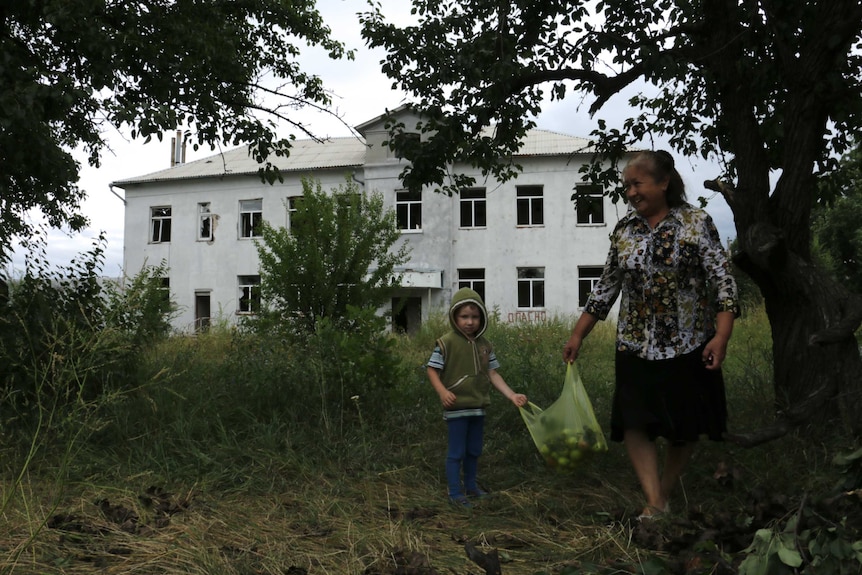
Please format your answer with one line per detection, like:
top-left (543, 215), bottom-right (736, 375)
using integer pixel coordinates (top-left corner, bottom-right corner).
top-left (703, 178), bottom-right (735, 206)
top-left (724, 422), bottom-right (790, 447)
top-left (808, 293), bottom-right (862, 346)
top-left (724, 383), bottom-right (833, 447)
top-left (504, 65), bottom-right (647, 116)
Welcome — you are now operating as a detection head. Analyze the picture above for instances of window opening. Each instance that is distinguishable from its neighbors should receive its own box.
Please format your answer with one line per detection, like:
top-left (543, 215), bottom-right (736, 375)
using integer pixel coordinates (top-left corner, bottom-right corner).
top-left (460, 188), bottom-right (487, 228)
top-left (517, 267), bottom-right (545, 308)
top-left (575, 184), bottom-right (604, 224)
top-left (150, 206), bottom-right (172, 243)
top-left (578, 266), bottom-right (604, 308)
top-left (198, 202), bottom-right (213, 240)
top-left (396, 189), bottom-right (422, 231)
top-left (516, 186), bottom-right (544, 226)
top-left (458, 268), bottom-right (486, 302)
top-left (240, 199), bottom-right (263, 238)
top-left (238, 275), bottom-right (261, 314)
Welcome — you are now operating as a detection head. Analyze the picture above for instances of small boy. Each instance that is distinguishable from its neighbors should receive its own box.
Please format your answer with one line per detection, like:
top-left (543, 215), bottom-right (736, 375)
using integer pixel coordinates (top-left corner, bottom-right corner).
top-left (426, 287), bottom-right (527, 507)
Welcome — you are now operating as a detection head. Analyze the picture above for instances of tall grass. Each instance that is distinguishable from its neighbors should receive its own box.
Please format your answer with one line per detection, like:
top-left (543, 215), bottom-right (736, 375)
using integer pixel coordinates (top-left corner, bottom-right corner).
top-left (61, 306), bottom-right (782, 497)
top-left (4, 305), bottom-right (859, 574)
top-left (48, 308), bottom-right (779, 483)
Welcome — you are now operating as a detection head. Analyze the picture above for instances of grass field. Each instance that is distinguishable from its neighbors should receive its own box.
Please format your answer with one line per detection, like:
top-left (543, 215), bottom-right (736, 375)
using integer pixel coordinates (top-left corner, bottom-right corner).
top-left (1, 306), bottom-right (860, 574)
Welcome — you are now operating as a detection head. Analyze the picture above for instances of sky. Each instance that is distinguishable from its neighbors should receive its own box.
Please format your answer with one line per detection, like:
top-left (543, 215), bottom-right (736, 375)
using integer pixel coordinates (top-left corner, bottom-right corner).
top-left (8, 0), bottom-right (736, 277)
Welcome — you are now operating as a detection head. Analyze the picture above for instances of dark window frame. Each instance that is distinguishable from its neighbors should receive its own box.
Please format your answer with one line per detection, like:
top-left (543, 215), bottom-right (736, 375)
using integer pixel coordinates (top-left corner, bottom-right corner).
top-left (460, 188), bottom-right (487, 229)
top-left (517, 267), bottom-right (545, 309)
top-left (516, 185), bottom-right (544, 226)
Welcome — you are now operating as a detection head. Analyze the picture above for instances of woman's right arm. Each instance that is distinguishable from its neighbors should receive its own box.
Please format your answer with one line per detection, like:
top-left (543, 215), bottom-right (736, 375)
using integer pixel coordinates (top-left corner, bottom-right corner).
top-left (563, 311), bottom-right (599, 363)
top-left (564, 226), bottom-right (623, 363)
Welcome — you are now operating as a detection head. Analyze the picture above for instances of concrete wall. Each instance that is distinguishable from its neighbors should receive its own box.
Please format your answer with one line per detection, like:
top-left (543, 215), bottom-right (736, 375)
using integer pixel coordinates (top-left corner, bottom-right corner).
top-left (122, 142), bottom-right (623, 333)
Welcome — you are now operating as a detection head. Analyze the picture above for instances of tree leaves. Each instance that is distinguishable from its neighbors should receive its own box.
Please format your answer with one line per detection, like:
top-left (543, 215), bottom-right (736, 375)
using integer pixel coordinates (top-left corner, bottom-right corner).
top-left (1, 0), bottom-right (351, 266)
top-left (360, 0), bottom-right (862, 213)
top-left (254, 177), bottom-right (409, 335)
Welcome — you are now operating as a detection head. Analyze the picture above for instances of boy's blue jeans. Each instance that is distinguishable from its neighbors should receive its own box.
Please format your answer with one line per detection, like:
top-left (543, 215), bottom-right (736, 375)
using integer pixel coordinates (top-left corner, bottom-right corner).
top-left (446, 415), bottom-right (484, 497)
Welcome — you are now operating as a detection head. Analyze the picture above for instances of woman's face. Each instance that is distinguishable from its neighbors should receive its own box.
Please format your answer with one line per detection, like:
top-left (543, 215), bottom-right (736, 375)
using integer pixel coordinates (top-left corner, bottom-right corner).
top-left (622, 165), bottom-right (670, 222)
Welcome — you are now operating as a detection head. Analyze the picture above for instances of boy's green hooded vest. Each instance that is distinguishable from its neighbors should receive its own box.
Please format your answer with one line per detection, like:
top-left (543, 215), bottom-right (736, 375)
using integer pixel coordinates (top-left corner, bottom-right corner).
top-left (436, 288), bottom-right (494, 410)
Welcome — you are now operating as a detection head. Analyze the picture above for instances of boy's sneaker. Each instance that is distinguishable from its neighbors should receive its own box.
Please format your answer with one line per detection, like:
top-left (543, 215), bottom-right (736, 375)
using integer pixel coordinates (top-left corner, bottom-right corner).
top-left (466, 488), bottom-right (489, 499)
top-left (449, 494), bottom-right (472, 507)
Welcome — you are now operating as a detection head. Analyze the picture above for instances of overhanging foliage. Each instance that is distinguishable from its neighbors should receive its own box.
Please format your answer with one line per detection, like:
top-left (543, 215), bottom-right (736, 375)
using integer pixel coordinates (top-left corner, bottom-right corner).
top-left (0, 0), bottom-right (353, 266)
top-left (361, 0), bottom-right (862, 434)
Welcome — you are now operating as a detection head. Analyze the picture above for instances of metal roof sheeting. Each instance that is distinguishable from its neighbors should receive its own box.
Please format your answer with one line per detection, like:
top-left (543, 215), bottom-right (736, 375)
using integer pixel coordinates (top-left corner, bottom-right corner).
top-left (510, 129), bottom-right (592, 156)
top-left (113, 129), bottom-right (592, 186)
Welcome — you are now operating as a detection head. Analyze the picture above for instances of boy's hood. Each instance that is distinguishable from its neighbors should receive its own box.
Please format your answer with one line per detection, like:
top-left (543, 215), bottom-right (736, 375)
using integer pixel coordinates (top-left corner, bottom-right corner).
top-left (448, 287), bottom-right (488, 338)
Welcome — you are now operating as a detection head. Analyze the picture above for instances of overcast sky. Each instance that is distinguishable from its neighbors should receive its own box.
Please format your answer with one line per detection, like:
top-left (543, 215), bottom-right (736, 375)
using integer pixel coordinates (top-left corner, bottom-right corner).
top-left (8, 0), bottom-right (736, 277)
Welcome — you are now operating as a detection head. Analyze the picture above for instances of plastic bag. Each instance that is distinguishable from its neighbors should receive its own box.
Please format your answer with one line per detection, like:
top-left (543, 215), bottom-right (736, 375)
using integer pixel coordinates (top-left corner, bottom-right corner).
top-left (519, 362), bottom-right (608, 470)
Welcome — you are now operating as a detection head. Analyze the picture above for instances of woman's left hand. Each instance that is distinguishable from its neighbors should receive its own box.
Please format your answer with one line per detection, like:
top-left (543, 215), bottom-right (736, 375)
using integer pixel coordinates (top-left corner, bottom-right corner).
top-left (702, 336), bottom-right (729, 370)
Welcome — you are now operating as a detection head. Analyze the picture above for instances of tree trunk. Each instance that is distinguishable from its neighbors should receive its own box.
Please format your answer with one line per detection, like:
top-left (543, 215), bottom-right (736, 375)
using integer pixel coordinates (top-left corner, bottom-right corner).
top-left (733, 220), bottom-right (862, 437)
top-left (694, 0), bottom-right (862, 441)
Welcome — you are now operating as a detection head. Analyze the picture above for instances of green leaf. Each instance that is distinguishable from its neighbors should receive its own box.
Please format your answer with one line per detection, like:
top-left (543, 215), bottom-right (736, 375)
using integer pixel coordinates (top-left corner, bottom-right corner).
top-left (2, 0), bottom-right (349, 260)
top-left (777, 545), bottom-right (803, 567)
top-left (832, 446), bottom-right (862, 466)
top-left (738, 554), bottom-right (769, 575)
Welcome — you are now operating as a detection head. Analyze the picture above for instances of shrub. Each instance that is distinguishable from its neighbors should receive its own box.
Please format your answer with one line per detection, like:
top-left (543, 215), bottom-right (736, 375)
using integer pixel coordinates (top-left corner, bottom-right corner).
top-left (254, 177), bottom-right (409, 336)
top-left (0, 235), bottom-right (177, 456)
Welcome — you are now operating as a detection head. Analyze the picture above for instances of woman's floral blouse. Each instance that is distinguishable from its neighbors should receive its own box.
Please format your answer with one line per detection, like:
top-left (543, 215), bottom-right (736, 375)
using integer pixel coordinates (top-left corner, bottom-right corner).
top-left (584, 204), bottom-right (740, 360)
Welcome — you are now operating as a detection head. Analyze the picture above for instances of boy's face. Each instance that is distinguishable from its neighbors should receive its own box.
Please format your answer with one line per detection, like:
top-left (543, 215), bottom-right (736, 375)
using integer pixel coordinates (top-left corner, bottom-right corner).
top-left (454, 304), bottom-right (481, 337)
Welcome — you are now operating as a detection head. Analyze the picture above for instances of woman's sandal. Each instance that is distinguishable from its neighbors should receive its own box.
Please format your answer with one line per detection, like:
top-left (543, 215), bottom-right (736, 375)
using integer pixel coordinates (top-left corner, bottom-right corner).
top-left (637, 502), bottom-right (670, 521)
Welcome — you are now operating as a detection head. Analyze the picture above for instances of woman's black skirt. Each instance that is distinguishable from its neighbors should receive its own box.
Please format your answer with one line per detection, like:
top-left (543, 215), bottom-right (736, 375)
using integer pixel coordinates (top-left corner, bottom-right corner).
top-left (610, 346), bottom-right (727, 443)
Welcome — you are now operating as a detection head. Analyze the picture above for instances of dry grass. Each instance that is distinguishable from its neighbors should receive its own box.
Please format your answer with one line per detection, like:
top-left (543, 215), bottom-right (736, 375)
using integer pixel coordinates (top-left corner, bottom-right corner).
top-left (0, 453), bottom-right (673, 575)
top-left (1, 427), bottom-right (854, 575)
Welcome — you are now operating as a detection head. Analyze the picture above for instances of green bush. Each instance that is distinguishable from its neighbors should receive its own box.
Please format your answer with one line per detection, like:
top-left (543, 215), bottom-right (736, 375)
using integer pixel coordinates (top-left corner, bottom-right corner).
top-left (0, 238), bottom-right (167, 435)
top-left (254, 177), bottom-right (409, 336)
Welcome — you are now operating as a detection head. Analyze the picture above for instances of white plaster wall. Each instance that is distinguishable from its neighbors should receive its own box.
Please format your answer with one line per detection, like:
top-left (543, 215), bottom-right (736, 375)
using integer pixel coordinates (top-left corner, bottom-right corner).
top-left (453, 156), bottom-right (625, 322)
top-left (123, 150), bottom-right (624, 333)
top-left (123, 169), bottom-right (360, 331)
top-left (364, 154), bottom-right (625, 323)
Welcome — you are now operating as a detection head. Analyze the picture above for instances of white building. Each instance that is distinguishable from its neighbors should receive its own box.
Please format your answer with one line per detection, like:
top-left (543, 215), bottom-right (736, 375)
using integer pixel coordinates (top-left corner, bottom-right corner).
top-left (113, 110), bottom-right (628, 333)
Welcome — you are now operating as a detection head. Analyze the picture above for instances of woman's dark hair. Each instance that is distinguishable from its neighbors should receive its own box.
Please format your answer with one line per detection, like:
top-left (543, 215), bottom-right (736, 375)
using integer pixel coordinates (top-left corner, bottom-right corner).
top-left (626, 150), bottom-right (687, 207)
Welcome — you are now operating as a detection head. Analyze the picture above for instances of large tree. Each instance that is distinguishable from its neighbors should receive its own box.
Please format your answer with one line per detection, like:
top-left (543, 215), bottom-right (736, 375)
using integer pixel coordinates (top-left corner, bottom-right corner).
top-left (361, 0), bottom-right (862, 437)
top-left (0, 0), bottom-right (352, 267)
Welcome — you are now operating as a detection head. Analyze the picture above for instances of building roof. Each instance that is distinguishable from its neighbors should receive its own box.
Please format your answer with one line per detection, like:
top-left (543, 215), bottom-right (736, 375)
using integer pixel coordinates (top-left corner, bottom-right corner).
top-left (113, 136), bottom-right (366, 186)
top-left (514, 129), bottom-right (592, 157)
top-left (112, 127), bottom-right (593, 187)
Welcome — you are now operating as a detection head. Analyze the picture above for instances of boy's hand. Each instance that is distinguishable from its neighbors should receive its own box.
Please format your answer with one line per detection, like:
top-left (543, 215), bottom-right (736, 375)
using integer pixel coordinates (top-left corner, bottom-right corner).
top-left (439, 390), bottom-right (457, 408)
top-left (511, 393), bottom-right (527, 408)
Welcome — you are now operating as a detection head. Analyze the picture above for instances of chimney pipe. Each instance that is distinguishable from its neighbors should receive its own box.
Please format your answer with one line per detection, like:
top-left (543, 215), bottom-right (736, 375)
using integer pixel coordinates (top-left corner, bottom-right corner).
top-left (170, 130), bottom-right (186, 167)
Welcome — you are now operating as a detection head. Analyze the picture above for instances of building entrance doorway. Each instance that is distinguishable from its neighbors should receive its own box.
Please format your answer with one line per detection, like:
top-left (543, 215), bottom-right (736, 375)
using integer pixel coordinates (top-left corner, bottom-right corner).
top-left (195, 292), bottom-right (211, 333)
top-left (392, 297), bottom-right (421, 335)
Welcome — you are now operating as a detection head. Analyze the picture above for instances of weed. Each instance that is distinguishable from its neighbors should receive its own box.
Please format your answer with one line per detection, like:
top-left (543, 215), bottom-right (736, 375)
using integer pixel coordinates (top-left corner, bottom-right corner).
top-left (2, 306), bottom-right (860, 574)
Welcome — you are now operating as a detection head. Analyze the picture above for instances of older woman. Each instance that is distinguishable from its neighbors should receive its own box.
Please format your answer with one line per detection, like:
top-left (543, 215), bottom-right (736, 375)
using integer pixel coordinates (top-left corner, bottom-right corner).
top-left (564, 150), bottom-right (739, 519)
